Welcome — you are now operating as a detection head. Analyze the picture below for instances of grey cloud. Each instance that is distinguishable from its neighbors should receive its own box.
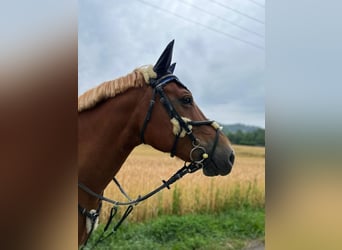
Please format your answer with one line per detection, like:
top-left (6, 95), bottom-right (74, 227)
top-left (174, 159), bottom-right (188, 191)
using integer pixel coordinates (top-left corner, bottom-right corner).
top-left (79, 0), bottom-right (265, 127)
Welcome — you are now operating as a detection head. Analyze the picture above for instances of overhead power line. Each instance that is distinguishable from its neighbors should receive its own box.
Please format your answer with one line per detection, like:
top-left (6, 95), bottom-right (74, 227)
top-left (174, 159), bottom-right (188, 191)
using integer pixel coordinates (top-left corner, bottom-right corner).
top-left (178, 0), bottom-right (264, 38)
top-left (136, 0), bottom-right (264, 51)
top-left (210, 0), bottom-right (265, 24)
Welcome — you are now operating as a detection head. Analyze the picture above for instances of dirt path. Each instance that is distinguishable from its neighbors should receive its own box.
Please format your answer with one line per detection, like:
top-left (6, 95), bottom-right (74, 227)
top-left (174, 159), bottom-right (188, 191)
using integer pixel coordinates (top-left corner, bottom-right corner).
top-left (242, 240), bottom-right (265, 250)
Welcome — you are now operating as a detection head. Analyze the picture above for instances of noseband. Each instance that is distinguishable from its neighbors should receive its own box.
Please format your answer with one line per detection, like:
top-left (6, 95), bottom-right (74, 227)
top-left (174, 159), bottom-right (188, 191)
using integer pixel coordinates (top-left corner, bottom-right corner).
top-left (140, 74), bottom-right (221, 172)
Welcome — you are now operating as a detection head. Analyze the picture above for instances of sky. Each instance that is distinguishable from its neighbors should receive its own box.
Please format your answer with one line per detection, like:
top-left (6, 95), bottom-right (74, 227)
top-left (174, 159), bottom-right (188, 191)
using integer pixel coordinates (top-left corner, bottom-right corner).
top-left (78, 0), bottom-right (265, 128)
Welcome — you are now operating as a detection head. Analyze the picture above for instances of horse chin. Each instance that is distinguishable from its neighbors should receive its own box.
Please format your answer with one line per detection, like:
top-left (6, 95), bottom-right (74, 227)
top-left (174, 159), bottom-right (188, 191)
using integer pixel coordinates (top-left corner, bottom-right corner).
top-left (202, 159), bottom-right (232, 177)
top-left (202, 166), bottom-right (219, 176)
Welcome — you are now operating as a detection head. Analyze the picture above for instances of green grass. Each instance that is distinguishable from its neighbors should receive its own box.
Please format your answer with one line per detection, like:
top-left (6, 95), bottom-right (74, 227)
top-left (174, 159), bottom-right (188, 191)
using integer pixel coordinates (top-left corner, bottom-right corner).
top-left (83, 206), bottom-right (264, 250)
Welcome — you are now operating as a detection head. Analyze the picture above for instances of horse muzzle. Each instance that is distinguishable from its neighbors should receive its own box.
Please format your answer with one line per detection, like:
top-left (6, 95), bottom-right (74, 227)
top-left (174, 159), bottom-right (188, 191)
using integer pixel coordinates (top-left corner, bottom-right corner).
top-left (202, 148), bottom-right (235, 176)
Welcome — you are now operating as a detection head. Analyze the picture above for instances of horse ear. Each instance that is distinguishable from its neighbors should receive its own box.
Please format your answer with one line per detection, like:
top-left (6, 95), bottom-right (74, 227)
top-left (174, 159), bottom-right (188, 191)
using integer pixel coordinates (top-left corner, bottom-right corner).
top-left (153, 40), bottom-right (175, 77)
top-left (168, 63), bottom-right (176, 74)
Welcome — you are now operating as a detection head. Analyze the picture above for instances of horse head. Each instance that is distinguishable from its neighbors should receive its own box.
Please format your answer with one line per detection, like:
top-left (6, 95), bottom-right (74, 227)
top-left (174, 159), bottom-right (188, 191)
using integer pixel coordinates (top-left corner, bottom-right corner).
top-left (139, 40), bottom-right (235, 176)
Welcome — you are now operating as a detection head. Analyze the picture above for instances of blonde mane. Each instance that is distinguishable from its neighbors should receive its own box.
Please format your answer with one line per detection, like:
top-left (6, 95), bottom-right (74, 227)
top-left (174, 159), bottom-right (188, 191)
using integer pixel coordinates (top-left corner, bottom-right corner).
top-left (78, 65), bottom-right (156, 112)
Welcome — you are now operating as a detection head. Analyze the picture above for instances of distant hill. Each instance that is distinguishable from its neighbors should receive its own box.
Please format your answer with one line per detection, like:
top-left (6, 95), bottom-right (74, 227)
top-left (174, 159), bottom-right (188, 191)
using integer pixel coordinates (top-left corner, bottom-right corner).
top-left (221, 123), bottom-right (265, 146)
top-left (221, 123), bottom-right (262, 134)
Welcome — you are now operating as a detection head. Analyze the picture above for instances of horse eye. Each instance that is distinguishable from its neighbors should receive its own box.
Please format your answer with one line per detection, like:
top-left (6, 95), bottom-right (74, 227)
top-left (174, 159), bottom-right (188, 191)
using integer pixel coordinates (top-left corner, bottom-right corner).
top-left (181, 96), bottom-right (193, 105)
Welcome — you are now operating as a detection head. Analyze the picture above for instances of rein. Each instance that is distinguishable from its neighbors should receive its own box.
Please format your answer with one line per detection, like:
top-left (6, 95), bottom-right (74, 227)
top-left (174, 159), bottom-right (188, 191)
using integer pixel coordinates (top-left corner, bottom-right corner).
top-left (78, 73), bottom-right (221, 247)
top-left (78, 162), bottom-right (203, 248)
top-left (78, 162), bottom-right (201, 207)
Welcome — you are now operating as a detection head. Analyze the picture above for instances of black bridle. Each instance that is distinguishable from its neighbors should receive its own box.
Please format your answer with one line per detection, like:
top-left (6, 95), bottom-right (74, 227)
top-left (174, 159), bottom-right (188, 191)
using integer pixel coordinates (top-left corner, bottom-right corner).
top-left (141, 74), bottom-right (221, 166)
top-left (78, 73), bottom-right (222, 247)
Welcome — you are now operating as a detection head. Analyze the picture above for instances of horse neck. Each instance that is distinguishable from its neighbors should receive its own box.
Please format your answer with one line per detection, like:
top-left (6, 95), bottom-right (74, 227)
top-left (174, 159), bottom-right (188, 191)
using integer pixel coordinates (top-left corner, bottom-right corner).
top-left (78, 87), bottom-right (147, 194)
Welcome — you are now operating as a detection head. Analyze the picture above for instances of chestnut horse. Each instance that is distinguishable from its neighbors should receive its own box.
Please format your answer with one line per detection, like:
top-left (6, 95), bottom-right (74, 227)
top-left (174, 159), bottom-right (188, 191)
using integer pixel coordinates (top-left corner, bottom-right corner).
top-left (78, 40), bottom-right (235, 246)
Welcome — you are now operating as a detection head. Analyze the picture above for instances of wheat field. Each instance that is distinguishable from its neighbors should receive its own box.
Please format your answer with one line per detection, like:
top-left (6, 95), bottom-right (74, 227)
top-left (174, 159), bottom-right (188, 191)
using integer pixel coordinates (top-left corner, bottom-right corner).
top-left (101, 144), bottom-right (265, 222)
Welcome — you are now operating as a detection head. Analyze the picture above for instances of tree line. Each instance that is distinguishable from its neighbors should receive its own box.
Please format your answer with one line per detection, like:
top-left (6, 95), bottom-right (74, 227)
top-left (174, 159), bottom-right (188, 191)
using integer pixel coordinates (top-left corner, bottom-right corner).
top-left (226, 128), bottom-right (265, 146)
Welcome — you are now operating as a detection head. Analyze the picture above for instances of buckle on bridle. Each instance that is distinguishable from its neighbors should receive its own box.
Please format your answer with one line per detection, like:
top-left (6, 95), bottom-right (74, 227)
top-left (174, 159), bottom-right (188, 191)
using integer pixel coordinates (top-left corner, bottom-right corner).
top-left (186, 161), bottom-right (204, 173)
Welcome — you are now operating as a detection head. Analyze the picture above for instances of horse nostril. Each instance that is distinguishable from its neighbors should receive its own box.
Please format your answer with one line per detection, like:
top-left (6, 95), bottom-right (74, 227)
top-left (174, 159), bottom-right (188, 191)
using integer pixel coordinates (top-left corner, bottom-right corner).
top-left (228, 151), bottom-right (235, 166)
